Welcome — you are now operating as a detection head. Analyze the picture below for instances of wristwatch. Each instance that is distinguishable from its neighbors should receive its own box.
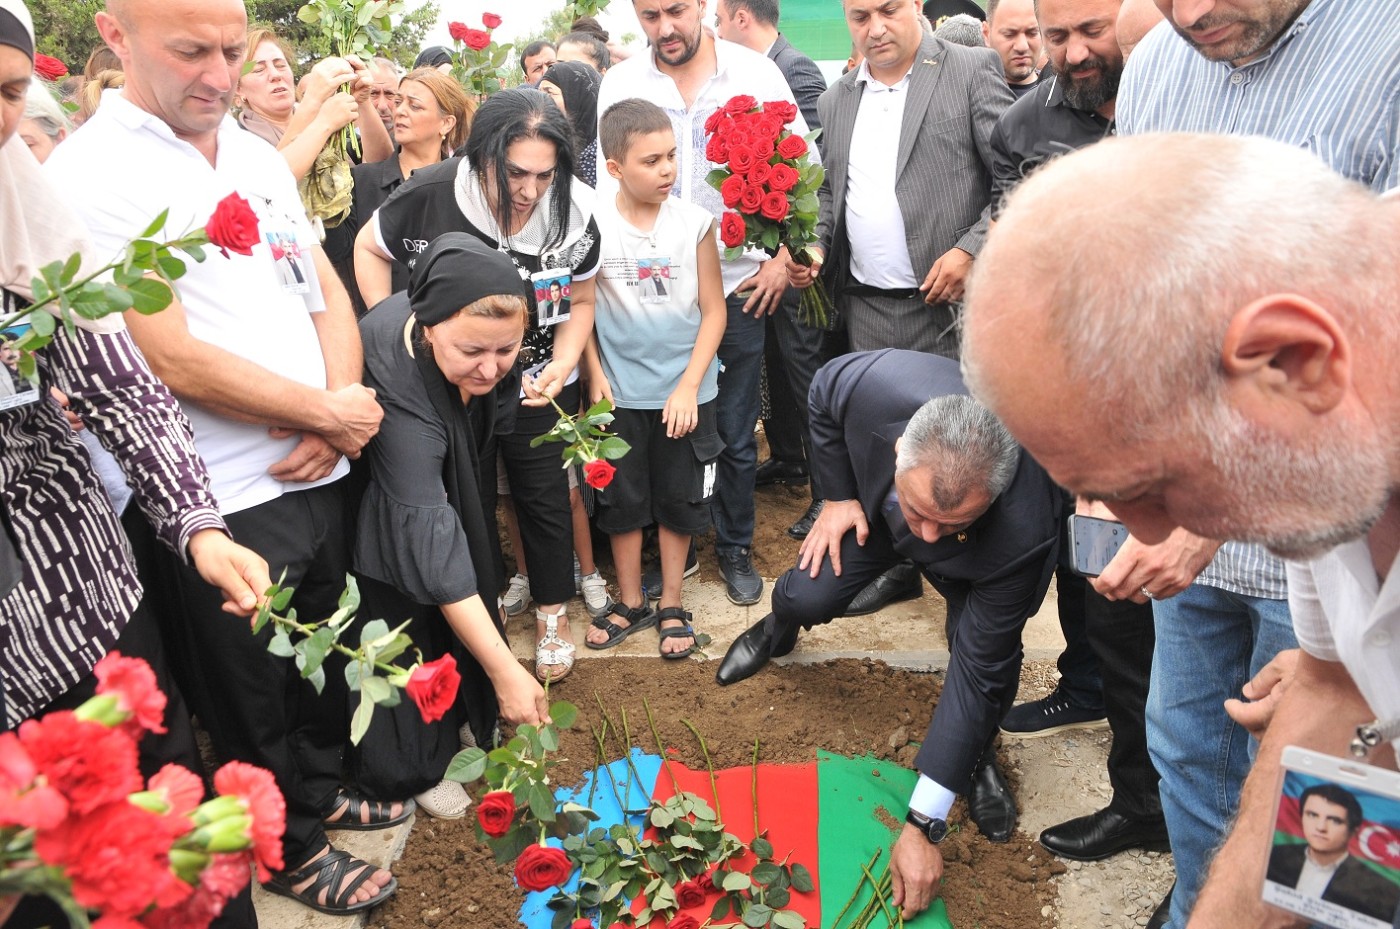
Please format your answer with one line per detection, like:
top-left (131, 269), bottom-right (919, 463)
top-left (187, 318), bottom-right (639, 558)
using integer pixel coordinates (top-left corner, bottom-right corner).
top-left (905, 810), bottom-right (948, 844)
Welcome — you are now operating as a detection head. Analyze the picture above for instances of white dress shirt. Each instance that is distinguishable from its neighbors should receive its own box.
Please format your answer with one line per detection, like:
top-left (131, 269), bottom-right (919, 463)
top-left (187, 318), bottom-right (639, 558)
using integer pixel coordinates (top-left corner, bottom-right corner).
top-left (845, 60), bottom-right (919, 290)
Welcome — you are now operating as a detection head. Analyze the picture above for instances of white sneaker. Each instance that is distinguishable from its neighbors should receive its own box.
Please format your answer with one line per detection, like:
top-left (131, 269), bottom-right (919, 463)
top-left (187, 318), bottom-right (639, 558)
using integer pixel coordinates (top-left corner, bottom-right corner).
top-left (503, 573), bottom-right (531, 616)
top-left (414, 779), bottom-right (469, 820)
top-left (579, 571), bottom-right (610, 617)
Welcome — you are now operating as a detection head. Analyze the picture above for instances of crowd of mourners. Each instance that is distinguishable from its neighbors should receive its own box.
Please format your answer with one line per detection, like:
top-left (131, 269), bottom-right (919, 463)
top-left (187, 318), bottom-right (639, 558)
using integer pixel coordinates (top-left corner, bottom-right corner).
top-left (1, 0), bottom-right (1398, 926)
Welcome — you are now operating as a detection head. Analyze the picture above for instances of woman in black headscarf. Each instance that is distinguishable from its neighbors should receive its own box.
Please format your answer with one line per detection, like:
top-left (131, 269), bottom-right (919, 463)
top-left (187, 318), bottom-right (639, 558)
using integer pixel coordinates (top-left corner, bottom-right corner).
top-left (539, 60), bottom-right (600, 187)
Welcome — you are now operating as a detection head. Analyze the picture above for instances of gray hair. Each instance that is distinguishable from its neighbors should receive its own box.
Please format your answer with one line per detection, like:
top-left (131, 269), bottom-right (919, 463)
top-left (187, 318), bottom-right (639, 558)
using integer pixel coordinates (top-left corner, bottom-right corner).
top-left (934, 13), bottom-right (986, 46)
top-left (24, 80), bottom-right (72, 140)
top-left (962, 133), bottom-right (1394, 436)
top-left (895, 395), bottom-right (1020, 509)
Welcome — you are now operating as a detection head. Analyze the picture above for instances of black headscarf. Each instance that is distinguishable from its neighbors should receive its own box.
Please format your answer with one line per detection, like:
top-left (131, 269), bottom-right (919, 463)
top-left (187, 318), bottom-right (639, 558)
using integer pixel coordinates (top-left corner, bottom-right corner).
top-left (0, 0), bottom-right (35, 61)
top-left (413, 45), bottom-right (452, 69)
top-left (407, 233), bottom-right (526, 326)
top-left (541, 60), bottom-right (600, 157)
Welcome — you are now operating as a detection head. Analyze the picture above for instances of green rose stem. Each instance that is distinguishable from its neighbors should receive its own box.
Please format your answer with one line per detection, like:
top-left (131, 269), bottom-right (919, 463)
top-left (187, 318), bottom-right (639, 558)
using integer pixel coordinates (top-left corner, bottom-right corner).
top-left (263, 608), bottom-right (407, 679)
top-left (643, 698), bottom-right (683, 795)
top-left (680, 718), bottom-right (721, 822)
top-left (588, 721), bottom-right (608, 810)
top-left (751, 738), bottom-right (761, 837)
top-left (831, 849), bottom-right (882, 929)
top-left (862, 859), bottom-right (898, 929)
top-left (544, 393), bottom-right (604, 463)
top-left (851, 864), bottom-right (894, 929)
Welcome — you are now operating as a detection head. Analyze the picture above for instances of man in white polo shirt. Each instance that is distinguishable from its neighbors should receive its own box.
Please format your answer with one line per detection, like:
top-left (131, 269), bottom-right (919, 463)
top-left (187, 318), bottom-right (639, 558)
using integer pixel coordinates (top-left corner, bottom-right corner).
top-left (45, 0), bottom-right (399, 916)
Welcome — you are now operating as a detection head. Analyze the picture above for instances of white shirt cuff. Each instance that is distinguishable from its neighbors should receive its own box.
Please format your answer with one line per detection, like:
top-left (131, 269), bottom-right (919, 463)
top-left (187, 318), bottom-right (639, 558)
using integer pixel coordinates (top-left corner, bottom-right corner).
top-left (909, 774), bottom-right (957, 822)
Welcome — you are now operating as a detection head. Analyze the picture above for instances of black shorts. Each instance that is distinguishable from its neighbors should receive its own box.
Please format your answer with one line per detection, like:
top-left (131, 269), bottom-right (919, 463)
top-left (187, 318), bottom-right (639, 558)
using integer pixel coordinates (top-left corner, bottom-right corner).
top-left (595, 401), bottom-right (724, 535)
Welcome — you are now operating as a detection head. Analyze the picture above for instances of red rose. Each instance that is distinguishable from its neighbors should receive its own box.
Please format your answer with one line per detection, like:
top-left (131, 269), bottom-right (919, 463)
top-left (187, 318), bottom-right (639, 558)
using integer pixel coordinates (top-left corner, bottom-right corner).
top-left (571, 920), bottom-right (594, 929)
top-left (33, 53), bottom-right (68, 81)
top-left (705, 134), bottom-right (730, 165)
top-left (704, 109), bottom-right (726, 134)
top-left (696, 870), bottom-right (715, 893)
top-left (204, 193), bottom-right (260, 259)
top-left (720, 212), bottom-right (746, 249)
top-left (34, 801), bottom-right (184, 918)
top-left (94, 651), bottom-right (167, 737)
top-left (482, 12), bottom-right (503, 28)
top-left (719, 174), bottom-right (745, 208)
top-left (746, 162), bottom-right (772, 187)
top-left (0, 731), bottom-right (68, 830)
top-left (514, 843), bottom-right (573, 891)
top-left (723, 94), bottom-right (757, 115)
top-left (777, 134), bottom-right (809, 160)
top-left (19, 711), bottom-right (141, 815)
top-left (675, 879), bottom-right (707, 908)
top-left (759, 114), bottom-right (784, 140)
top-left (476, 790), bottom-right (516, 837)
top-left (583, 458), bottom-right (616, 490)
top-left (760, 191), bottom-right (790, 222)
top-left (667, 916), bottom-right (700, 929)
top-left (738, 184), bottom-right (764, 215)
top-left (765, 100), bottom-right (798, 124)
top-left (753, 136), bottom-right (775, 160)
top-left (768, 163), bottom-right (800, 193)
top-left (727, 144), bottom-right (759, 175)
top-left (405, 654), bottom-right (461, 723)
top-left (448, 21), bottom-right (471, 41)
top-left (463, 27), bottom-right (492, 50)
top-left (213, 761), bottom-right (286, 881)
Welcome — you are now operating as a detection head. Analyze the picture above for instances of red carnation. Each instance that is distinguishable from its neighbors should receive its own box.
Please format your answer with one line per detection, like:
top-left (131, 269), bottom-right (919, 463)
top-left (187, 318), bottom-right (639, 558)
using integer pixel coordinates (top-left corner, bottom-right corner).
top-left (719, 174), bottom-right (745, 208)
top-left (738, 184), bottom-right (764, 215)
top-left (448, 21), bottom-right (471, 41)
top-left (476, 790), bottom-right (516, 837)
top-left (514, 844), bottom-right (573, 891)
top-left (482, 12), bottom-right (503, 29)
top-left (704, 109), bottom-right (726, 134)
top-left (19, 711), bottom-right (141, 815)
top-left (667, 916), bottom-right (700, 929)
top-left (720, 212), bottom-right (746, 249)
top-left (140, 853), bottom-right (249, 929)
top-left (204, 193), bottom-right (261, 259)
top-left (34, 801), bottom-right (185, 918)
top-left (777, 134), bottom-right (809, 160)
top-left (675, 879), bottom-right (707, 908)
top-left (148, 763), bottom-right (204, 826)
top-left (705, 134), bottom-right (729, 165)
top-left (727, 144), bottom-right (759, 176)
top-left (768, 163), bottom-right (800, 193)
top-left (765, 100), bottom-right (798, 124)
top-left (583, 458), bottom-right (616, 490)
top-left (94, 651), bottom-right (167, 736)
top-left (723, 94), bottom-right (757, 116)
top-left (0, 731), bottom-right (67, 830)
top-left (213, 761), bottom-right (286, 881)
top-left (405, 654), bottom-right (462, 723)
top-left (760, 191), bottom-right (790, 222)
top-left (463, 28), bottom-right (492, 51)
top-left (746, 162), bottom-right (772, 187)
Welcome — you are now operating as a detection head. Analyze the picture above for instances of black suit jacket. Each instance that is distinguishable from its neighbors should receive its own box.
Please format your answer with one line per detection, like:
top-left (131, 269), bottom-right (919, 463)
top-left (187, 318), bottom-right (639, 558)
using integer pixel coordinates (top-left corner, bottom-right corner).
top-left (808, 349), bottom-right (1064, 790)
top-left (767, 34), bottom-right (826, 144)
top-left (1267, 843), bottom-right (1400, 923)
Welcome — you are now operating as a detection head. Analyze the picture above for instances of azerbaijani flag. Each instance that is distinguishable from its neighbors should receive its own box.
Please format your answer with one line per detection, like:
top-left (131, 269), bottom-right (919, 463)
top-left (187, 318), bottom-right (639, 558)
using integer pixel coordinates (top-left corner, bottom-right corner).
top-left (518, 751), bottom-right (953, 929)
top-left (1273, 771), bottom-right (1400, 889)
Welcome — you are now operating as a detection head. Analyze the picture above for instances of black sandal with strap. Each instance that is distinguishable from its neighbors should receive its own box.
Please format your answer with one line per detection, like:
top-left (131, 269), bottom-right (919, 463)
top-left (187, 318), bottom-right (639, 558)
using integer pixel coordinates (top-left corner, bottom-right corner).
top-left (586, 600), bottom-right (657, 650)
top-left (264, 847), bottom-right (398, 915)
top-left (656, 607), bottom-right (698, 660)
top-left (323, 788), bottom-right (416, 831)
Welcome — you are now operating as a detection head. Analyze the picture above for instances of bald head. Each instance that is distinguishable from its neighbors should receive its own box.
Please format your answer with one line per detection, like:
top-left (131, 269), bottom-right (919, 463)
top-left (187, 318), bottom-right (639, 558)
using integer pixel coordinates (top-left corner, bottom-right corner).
top-left (1116, 0), bottom-right (1162, 57)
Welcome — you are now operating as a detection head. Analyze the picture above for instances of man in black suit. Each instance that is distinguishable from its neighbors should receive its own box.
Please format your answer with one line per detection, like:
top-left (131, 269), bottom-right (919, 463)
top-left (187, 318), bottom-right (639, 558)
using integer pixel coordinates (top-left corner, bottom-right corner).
top-left (717, 349), bottom-right (1064, 919)
top-left (713, 0), bottom-right (832, 541)
top-left (1267, 784), bottom-right (1400, 924)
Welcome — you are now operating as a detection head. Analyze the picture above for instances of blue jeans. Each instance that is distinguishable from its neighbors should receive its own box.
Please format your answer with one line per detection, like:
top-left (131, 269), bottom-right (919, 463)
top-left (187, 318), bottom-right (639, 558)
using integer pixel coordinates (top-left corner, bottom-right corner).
top-left (1148, 584), bottom-right (1295, 928)
top-left (711, 291), bottom-right (766, 554)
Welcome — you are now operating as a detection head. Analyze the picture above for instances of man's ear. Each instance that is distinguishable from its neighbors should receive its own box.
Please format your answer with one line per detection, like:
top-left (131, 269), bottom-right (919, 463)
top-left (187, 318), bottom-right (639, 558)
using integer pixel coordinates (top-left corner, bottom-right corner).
top-left (1220, 294), bottom-right (1350, 414)
top-left (93, 12), bottom-right (129, 64)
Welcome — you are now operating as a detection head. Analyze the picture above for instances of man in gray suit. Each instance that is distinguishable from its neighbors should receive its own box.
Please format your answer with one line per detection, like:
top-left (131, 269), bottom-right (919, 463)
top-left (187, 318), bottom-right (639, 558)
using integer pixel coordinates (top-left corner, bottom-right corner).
top-left (787, 0), bottom-right (1013, 359)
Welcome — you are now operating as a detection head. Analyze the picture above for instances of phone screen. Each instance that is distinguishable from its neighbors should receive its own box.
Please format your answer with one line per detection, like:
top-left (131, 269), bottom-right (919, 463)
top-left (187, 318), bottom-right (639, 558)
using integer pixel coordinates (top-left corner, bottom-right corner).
top-left (1069, 515), bottom-right (1129, 577)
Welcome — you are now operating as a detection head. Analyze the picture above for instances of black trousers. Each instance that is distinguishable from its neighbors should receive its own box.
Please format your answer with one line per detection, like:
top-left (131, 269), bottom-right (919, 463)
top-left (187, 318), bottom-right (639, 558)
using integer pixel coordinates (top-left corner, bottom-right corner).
top-left (130, 484), bottom-right (350, 868)
top-left (761, 288), bottom-right (833, 498)
top-left (1085, 589), bottom-right (1162, 821)
top-left (500, 383), bottom-right (579, 606)
top-left (1052, 565), bottom-right (1106, 710)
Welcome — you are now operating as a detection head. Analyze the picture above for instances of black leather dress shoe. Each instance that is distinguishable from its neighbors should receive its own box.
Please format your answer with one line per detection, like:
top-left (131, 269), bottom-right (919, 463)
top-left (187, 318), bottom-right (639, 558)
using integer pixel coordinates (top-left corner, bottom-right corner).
top-left (1038, 807), bottom-right (1171, 862)
top-left (843, 562), bottom-right (922, 616)
top-left (716, 615), bottom-right (800, 686)
top-left (787, 500), bottom-right (823, 540)
top-left (755, 458), bottom-right (809, 487)
top-left (1146, 881), bottom-right (1174, 929)
top-left (967, 761), bottom-right (1017, 842)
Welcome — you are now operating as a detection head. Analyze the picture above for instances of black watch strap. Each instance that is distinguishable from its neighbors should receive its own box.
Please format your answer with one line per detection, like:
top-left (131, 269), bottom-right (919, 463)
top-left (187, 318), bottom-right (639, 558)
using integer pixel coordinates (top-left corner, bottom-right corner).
top-left (905, 810), bottom-right (948, 844)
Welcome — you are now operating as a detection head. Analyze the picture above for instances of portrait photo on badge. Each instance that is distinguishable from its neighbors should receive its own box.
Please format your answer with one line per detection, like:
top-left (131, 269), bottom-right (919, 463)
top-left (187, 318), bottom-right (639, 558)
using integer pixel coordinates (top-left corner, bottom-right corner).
top-left (532, 269), bottom-right (572, 327)
top-left (0, 327), bottom-right (39, 411)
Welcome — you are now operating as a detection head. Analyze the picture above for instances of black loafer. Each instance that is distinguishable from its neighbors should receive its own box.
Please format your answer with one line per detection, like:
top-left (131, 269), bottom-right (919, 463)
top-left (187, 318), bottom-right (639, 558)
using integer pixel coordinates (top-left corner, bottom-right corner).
top-left (716, 614), bottom-right (799, 685)
top-left (1146, 882), bottom-right (1174, 929)
top-left (1038, 807), bottom-right (1171, 862)
top-left (786, 500), bottom-right (823, 540)
top-left (843, 562), bottom-right (922, 616)
top-left (755, 459), bottom-right (808, 487)
top-left (967, 760), bottom-right (1017, 843)
top-left (717, 547), bottom-right (764, 606)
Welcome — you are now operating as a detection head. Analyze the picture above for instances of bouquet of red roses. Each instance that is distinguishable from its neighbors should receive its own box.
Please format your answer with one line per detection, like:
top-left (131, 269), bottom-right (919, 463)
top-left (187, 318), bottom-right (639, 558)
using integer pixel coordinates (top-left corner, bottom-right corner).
top-left (704, 96), bottom-right (832, 328)
top-left (0, 653), bottom-right (285, 929)
top-left (448, 13), bottom-right (512, 99)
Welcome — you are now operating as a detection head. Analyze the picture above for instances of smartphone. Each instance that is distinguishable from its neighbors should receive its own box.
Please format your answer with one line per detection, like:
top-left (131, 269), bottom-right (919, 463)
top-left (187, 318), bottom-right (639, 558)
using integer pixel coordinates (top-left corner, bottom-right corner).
top-left (1068, 514), bottom-right (1129, 578)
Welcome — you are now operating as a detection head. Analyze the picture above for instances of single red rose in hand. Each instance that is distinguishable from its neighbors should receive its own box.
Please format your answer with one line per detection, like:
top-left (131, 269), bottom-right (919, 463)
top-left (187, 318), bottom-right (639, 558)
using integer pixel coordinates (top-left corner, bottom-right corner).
top-left (765, 100), bottom-right (798, 124)
top-left (448, 21), bottom-right (471, 41)
top-left (667, 916), bottom-right (700, 929)
top-left (720, 212), bottom-right (746, 249)
top-left (583, 458), bottom-right (616, 489)
top-left (675, 879), bottom-right (707, 908)
top-left (696, 870), bottom-right (716, 893)
top-left (19, 711), bottom-right (141, 815)
top-left (205, 193), bottom-right (261, 259)
top-left (405, 654), bottom-right (462, 723)
top-left (760, 191), bottom-right (790, 222)
top-left (705, 134), bottom-right (730, 165)
top-left (719, 174), bottom-right (745, 208)
top-left (476, 790), bottom-right (516, 837)
top-left (738, 184), bottom-right (764, 215)
top-left (727, 144), bottom-right (759, 176)
top-left (777, 134), bottom-right (809, 160)
top-left (463, 28), bottom-right (492, 51)
top-left (747, 162), bottom-right (773, 187)
top-left (514, 843), bottom-right (572, 891)
top-left (94, 651), bottom-right (167, 736)
top-left (0, 731), bottom-right (68, 830)
top-left (213, 760), bottom-right (286, 880)
top-left (704, 109), bottom-right (726, 134)
top-left (723, 94), bottom-right (758, 115)
top-left (482, 12), bottom-right (503, 28)
top-left (768, 163), bottom-right (800, 193)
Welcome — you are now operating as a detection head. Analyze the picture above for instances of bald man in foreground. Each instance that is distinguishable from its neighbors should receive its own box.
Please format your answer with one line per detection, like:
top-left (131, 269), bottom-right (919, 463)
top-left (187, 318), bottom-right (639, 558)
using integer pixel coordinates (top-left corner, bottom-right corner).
top-left (961, 132), bottom-right (1400, 928)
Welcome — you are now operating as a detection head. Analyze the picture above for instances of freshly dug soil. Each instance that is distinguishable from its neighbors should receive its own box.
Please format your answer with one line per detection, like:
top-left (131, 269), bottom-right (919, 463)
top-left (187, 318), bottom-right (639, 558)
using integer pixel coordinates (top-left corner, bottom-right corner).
top-left (365, 658), bottom-right (1060, 929)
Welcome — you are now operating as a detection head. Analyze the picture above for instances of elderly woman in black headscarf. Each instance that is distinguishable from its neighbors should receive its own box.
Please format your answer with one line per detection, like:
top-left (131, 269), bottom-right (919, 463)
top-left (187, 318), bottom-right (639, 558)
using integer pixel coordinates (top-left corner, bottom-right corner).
top-left (539, 60), bottom-right (600, 187)
top-left (351, 233), bottom-right (549, 820)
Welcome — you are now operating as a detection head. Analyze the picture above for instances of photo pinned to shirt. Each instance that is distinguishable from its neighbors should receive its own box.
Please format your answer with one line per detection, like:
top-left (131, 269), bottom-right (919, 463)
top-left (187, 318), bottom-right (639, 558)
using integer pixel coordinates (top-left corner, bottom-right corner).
top-left (1263, 747), bottom-right (1400, 928)
top-left (531, 268), bottom-right (571, 328)
top-left (265, 231), bottom-right (310, 295)
top-left (636, 257), bottom-right (673, 304)
top-left (0, 324), bottom-right (40, 412)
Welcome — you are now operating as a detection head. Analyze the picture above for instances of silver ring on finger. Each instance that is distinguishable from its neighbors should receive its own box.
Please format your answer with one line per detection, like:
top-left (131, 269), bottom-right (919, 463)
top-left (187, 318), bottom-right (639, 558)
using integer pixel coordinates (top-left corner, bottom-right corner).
top-left (1141, 587), bottom-right (1156, 600)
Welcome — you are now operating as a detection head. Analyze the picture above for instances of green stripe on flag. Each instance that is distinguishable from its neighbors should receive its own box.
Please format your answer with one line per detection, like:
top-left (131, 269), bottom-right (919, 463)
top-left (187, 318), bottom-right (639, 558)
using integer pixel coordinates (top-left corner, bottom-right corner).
top-left (818, 751), bottom-right (953, 929)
